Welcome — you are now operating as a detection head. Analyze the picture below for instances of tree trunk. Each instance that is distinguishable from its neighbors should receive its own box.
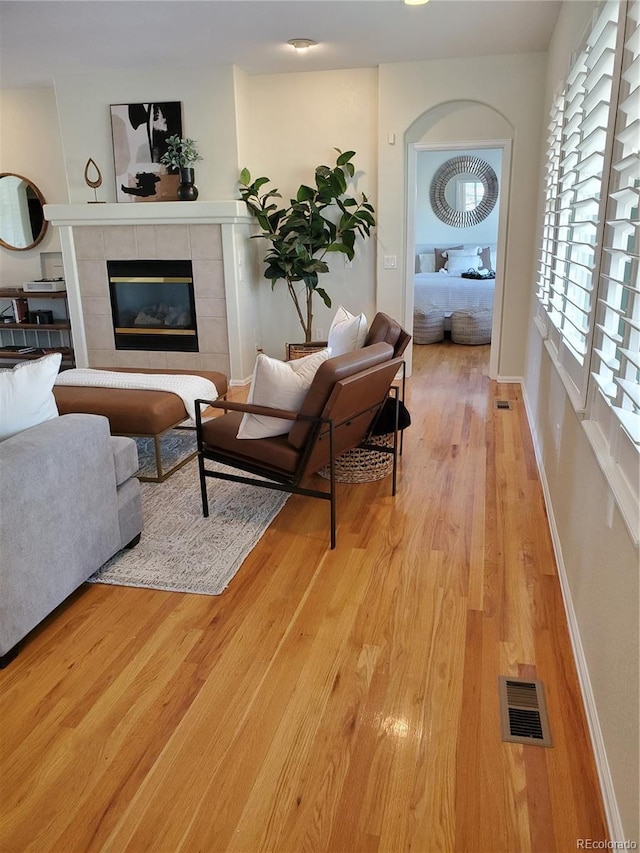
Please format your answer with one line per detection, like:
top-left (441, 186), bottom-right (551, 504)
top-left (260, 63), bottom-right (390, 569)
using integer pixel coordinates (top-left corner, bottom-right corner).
top-left (305, 288), bottom-right (313, 342)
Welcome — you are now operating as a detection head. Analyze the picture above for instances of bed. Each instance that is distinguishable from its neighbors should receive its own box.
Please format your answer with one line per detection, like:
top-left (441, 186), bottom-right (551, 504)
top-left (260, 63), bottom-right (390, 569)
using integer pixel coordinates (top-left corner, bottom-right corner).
top-left (414, 272), bottom-right (495, 315)
top-left (413, 243), bottom-right (496, 330)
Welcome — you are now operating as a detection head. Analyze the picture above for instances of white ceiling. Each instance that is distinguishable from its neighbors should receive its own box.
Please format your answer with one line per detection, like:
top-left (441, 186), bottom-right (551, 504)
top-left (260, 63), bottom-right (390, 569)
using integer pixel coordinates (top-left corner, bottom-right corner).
top-left (0, 0), bottom-right (562, 90)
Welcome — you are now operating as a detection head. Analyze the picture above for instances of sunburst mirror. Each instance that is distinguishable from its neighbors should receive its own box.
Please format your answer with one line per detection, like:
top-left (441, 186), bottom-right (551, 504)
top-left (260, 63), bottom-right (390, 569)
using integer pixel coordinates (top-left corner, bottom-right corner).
top-left (429, 155), bottom-right (499, 228)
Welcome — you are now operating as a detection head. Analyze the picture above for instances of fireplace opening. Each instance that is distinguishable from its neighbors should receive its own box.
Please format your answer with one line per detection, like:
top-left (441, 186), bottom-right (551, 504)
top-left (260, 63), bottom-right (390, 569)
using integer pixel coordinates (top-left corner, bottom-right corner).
top-left (107, 259), bottom-right (198, 352)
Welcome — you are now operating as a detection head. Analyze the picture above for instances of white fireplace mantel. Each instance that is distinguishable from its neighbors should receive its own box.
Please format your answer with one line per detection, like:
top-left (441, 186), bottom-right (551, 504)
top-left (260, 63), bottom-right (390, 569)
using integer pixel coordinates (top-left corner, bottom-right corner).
top-left (44, 200), bottom-right (252, 227)
top-left (44, 201), bottom-right (257, 382)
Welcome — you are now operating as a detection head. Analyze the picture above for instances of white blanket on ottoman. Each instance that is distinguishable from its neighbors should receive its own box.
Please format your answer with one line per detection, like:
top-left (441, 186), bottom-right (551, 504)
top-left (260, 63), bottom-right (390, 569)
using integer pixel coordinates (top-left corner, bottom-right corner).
top-left (54, 369), bottom-right (218, 421)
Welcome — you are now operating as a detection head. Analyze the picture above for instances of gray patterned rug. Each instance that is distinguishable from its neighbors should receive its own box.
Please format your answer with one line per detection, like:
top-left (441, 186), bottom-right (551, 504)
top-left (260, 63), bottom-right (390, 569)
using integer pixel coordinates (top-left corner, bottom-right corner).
top-left (89, 457), bottom-right (288, 595)
top-left (134, 431), bottom-right (198, 479)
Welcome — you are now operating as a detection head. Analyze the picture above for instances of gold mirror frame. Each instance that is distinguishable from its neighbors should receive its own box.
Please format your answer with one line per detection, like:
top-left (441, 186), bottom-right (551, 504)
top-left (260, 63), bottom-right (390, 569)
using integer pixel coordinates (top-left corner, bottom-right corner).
top-left (429, 156), bottom-right (499, 228)
top-left (0, 172), bottom-right (48, 251)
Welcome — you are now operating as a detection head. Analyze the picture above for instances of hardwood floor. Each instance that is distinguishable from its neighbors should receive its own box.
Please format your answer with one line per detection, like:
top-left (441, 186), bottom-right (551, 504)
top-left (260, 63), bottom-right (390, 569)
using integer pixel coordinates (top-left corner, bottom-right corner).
top-left (0, 342), bottom-right (608, 853)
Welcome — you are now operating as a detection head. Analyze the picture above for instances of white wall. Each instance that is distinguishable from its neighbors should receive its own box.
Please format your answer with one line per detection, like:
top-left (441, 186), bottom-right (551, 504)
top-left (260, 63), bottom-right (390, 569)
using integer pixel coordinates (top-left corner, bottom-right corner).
top-left (236, 67), bottom-right (379, 356)
top-left (0, 89), bottom-right (66, 288)
top-left (415, 146), bottom-right (501, 249)
top-left (376, 53), bottom-right (547, 378)
top-left (524, 1), bottom-right (639, 842)
top-left (53, 66), bottom-right (240, 204)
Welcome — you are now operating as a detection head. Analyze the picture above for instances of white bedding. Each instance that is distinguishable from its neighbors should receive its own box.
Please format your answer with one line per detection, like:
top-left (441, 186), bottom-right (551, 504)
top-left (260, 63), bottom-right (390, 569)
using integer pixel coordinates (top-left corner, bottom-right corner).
top-left (414, 272), bottom-right (495, 315)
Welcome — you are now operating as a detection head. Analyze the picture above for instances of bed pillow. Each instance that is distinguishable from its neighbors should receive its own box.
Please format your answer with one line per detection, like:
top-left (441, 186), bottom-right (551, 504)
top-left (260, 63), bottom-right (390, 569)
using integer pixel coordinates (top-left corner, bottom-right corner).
top-left (479, 246), bottom-right (497, 271)
top-left (434, 245), bottom-right (463, 272)
top-left (418, 252), bottom-right (436, 273)
top-left (237, 348), bottom-right (329, 439)
top-left (443, 248), bottom-right (481, 275)
top-left (327, 305), bottom-right (367, 356)
top-left (0, 353), bottom-right (62, 441)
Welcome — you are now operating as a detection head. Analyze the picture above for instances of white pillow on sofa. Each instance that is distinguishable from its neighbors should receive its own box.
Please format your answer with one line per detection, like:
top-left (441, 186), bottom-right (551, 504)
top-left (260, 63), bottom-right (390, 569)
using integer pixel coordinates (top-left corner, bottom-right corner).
top-left (237, 348), bottom-right (329, 439)
top-left (443, 248), bottom-right (481, 275)
top-left (0, 353), bottom-right (62, 441)
top-left (327, 305), bottom-right (367, 356)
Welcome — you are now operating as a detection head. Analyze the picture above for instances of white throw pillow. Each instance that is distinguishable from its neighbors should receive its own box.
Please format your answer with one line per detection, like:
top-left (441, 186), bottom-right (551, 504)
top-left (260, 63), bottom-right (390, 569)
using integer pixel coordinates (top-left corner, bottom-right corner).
top-left (327, 305), bottom-right (367, 356)
top-left (237, 348), bottom-right (329, 439)
top-left (0, 353), bottom-right (62, 441)
top-left (419, 252), bottom-right (436, 273)
top-left (443, 249), bottom-right (481, 275)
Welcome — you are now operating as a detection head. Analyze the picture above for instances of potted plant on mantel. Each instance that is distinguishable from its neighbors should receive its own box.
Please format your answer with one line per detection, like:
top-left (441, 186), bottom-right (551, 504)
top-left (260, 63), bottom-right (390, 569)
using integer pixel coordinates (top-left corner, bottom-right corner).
top-left (161, 135), bottom-right (203, 201)
top-left (239, 149), bottom-right (376, 344)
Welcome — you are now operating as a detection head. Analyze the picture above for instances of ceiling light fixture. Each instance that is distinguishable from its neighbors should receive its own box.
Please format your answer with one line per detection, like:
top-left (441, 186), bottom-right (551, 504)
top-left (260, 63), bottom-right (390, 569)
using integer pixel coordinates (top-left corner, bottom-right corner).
top-left (403, 0), bottom-right (430, 5)
top-left (287, 38), bottom-right (317, 52)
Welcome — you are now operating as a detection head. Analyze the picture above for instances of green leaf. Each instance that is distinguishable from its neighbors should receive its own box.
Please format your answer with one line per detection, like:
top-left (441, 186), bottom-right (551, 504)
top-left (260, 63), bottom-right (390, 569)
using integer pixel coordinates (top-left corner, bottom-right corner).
top-left (240, 167), bottom-right (251, 185)
top-left (296, 184), bottom-right (315, 202)
top-left (336, 150), bottom-right (355, 166)
top-left (315, 287), bottom-right (332, 308)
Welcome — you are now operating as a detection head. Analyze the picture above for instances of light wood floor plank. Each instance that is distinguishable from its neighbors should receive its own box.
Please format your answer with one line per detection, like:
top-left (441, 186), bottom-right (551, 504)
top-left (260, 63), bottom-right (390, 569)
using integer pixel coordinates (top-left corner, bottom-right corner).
top-left (0, 341), bottom-right (608, 853)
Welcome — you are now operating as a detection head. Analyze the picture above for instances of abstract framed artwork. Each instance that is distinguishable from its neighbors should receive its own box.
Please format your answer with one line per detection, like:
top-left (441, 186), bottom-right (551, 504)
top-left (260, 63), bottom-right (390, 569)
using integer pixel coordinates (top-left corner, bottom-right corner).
top-left (110, 102), bottom-right (183, 202)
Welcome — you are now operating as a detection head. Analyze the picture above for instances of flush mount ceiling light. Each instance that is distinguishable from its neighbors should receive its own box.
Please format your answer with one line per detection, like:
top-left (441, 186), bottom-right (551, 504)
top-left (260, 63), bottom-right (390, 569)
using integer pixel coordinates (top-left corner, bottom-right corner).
top-left (287, 38), bottom-right (317, 52)
top-left (404, 0), bottom-right (430, 5)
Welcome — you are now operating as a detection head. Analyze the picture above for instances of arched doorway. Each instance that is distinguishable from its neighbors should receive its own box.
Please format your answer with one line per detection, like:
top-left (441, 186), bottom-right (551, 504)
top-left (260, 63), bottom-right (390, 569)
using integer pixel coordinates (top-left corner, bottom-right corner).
top-left (404, 101), bottom-right (513, 379)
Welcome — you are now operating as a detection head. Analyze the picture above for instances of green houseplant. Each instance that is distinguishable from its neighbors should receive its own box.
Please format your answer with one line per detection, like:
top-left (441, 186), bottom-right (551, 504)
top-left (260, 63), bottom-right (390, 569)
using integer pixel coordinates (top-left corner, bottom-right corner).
top-left (160, 135), bottom-right (203, 170)
top-left (161, 136), bottom-right (203, 201)
top-left (239, 149), bottom-right (376, 342)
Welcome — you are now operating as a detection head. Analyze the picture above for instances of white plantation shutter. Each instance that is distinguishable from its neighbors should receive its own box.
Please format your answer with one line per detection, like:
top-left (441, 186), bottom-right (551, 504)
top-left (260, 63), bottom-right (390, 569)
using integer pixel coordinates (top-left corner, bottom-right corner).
top-left (585, 0), bottom-right (640, 536)
top-left (536, 0), bottom-right (639, 540)
top-left (536, 90), bottom-right (564, 327)
top-left (554, 1), bottom-right (621, 405)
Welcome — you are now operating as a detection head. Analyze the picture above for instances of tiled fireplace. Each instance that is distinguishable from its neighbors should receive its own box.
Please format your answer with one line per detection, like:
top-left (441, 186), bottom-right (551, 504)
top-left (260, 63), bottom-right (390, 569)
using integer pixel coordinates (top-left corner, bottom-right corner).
top-left (44, 202), bottom-right (257, 383)
top-left (73, 222), bottom-right (228, 373)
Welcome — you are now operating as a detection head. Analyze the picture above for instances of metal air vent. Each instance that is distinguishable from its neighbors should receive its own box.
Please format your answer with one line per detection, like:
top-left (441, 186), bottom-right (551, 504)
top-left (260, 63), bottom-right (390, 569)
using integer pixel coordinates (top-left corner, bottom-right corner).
top-left (499, 676), bottom-right (553, 747)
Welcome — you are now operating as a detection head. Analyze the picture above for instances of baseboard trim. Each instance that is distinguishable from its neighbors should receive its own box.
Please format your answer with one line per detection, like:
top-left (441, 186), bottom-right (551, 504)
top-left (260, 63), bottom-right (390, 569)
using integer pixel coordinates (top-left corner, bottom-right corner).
top-left (496, 374), bottom-right (524, 384)
top-left (520, 381), bottom-right (624, 842)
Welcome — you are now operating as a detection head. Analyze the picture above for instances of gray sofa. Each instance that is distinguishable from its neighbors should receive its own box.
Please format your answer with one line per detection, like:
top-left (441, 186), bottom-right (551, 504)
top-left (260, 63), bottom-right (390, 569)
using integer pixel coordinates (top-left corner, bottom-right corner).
top-left (0, 413), bottom-right (143, 665)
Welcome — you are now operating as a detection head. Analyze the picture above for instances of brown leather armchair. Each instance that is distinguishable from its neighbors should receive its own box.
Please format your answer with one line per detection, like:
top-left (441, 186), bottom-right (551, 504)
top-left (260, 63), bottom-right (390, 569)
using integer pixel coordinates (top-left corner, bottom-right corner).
top-left (195, 342), bottom-right (404, 548)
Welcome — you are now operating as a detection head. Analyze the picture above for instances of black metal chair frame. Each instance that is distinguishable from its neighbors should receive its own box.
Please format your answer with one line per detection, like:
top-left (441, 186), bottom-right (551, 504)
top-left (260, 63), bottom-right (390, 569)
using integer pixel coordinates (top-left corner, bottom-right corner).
top-left (195, 387), bottom-right (400, 549)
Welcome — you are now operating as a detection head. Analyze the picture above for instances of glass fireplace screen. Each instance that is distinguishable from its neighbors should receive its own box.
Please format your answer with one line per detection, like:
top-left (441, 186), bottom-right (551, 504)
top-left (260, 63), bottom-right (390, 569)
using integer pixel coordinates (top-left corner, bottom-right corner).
top-left (107, 259), bottom-right (198, 352)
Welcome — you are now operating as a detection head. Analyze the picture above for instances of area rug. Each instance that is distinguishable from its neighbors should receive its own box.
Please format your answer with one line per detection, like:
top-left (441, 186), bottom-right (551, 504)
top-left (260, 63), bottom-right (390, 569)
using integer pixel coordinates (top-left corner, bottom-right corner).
top-left (89, 459), bottom-right (288, 595)
top-left (135, 431), bottom-right (198, 480)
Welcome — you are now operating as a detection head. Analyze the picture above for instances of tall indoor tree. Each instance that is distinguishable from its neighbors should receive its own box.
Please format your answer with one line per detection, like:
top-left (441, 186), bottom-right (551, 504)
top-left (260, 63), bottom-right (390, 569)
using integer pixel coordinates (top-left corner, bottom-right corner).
top-left (239, 149), bottom-right (376, 342)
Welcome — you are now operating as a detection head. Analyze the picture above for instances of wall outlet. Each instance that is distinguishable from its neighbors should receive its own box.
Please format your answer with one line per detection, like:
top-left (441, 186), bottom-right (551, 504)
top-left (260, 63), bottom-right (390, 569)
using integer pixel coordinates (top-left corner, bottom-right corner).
top-left (314, 328), bottom-right (324, 340)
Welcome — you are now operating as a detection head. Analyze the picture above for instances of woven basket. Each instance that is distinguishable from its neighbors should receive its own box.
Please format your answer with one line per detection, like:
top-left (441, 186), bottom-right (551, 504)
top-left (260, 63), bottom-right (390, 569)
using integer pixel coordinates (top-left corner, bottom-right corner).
top-left (450, 309), bottom-right (492, 345)
top-left (318, 433), bottom-right (394, 483)
top-left (413, 306), bottom-right (445, 344)
top-left (286, 341), bottom-right (327, 360)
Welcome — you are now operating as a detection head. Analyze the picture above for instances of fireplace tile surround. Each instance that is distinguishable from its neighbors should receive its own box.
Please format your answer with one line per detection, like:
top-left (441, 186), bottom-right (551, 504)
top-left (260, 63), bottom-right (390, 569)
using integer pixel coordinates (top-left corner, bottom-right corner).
top-left (73, 224), bottom-right (228, 372)
top-left (44, 202), bottom-right (256, 383)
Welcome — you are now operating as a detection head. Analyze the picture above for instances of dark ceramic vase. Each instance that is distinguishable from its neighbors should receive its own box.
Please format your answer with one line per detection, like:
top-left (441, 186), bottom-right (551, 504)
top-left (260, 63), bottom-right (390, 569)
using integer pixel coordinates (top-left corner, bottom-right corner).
top-left (177, 167), bottom-right (198, 201)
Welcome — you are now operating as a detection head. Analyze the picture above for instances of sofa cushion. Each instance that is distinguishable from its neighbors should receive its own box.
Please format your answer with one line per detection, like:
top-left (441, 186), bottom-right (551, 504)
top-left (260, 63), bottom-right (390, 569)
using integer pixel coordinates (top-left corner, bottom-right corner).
top-left (110, 435), bottom-right (140, 485)
top-left (0, 353), bottom-right (61, 441)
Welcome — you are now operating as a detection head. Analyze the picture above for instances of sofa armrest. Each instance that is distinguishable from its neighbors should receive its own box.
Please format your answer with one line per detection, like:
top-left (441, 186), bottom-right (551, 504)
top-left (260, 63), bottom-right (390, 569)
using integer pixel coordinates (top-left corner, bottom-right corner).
top-left (0, 413), bottom-right (124, 657)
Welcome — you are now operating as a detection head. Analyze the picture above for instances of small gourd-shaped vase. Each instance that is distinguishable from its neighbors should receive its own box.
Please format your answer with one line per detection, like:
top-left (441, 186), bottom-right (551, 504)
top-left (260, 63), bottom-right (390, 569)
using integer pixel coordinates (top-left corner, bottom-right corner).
top-left (177, 167), bottom-right (198, 201)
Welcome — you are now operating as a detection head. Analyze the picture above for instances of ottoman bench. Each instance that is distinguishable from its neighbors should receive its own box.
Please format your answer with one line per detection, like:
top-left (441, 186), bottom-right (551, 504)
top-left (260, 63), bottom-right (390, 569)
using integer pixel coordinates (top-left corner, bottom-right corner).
top-left (450, 309), bottom-right (493, 345)
top-left (53, 367), bottom-right (227, 482)
top-left (413, 306), bottom-right (445, 344)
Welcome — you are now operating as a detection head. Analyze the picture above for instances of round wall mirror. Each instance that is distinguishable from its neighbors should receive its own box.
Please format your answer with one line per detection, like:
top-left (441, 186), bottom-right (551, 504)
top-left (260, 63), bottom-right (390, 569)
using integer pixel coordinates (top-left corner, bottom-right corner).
top-left (429, 156), bottom-right (498, 228)
top-left (0, 173), bottom-right (48, 251)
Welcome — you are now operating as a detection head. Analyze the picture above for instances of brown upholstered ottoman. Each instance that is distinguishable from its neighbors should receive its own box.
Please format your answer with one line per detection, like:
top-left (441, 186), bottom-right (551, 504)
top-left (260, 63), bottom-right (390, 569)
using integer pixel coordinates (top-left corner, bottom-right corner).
top-left (53, 367), bottom-right (227, 482)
